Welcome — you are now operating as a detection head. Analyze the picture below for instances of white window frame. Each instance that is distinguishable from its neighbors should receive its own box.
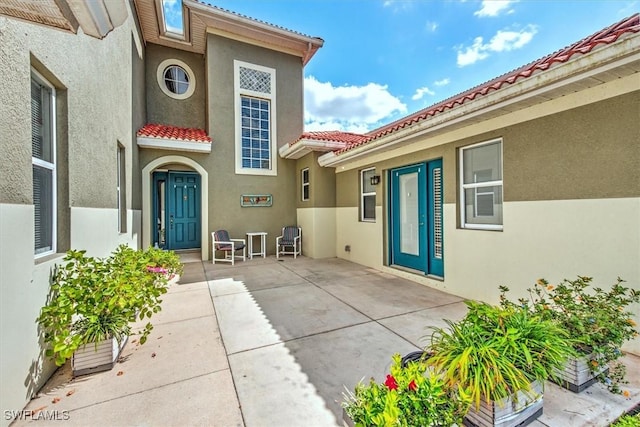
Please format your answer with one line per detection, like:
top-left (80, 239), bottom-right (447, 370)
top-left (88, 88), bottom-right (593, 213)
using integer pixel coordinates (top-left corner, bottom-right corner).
top-left (360, 167), bottom-right (376, 222)
top-left (32, 69), bottom-right (57, 258)
top-left (459, 139), bottom-right (503, 231)
top-left (234, 60), bottom-right (277, 176)
top-left (156, 58), bottom-right (196, 100)
top-left (117, 143), bottom-right (127, 233)
top-left (301, 168), bottom-right (310, 201)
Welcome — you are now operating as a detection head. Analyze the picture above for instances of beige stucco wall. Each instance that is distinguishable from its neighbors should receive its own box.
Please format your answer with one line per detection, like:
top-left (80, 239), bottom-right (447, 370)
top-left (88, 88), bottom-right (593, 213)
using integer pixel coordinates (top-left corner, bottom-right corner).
top-left (331, 85), bottom-right (640, 354)
top-left (296, 152), bottom-right (336, 208)
top-left (335, 206), bottom-right (384, 266)
top-left (184, 34), bottom-right (301, 255)
top-left (145, 43), bottom-right (206, 130)
top-left (0, 6), bottom-right (144, 423)
top-left (297, 207), bottom-right (337, 258)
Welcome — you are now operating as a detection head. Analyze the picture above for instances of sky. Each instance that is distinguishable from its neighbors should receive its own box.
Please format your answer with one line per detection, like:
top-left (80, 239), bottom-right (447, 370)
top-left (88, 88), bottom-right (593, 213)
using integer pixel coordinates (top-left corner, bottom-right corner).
top-left (163, 0), bottom-right (639, 133)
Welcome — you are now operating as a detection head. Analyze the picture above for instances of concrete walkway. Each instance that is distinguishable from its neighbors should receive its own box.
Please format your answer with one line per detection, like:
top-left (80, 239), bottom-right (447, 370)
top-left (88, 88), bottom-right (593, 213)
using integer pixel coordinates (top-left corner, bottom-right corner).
top-left (14, 256), bottom-right (640, 426)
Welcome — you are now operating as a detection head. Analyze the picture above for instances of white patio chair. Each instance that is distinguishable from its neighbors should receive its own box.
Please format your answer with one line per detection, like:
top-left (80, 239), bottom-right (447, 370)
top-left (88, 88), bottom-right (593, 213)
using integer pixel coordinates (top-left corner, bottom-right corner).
top-left (212, 230), bottom-right (246, 265)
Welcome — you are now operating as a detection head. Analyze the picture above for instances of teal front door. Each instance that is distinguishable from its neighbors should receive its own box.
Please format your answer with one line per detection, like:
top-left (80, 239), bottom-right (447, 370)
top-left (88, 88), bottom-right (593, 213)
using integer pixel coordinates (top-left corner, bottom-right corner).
top-left (389, 159), bottom-right (443, 277)
top-left (153, 171), bottom-right (201, 250)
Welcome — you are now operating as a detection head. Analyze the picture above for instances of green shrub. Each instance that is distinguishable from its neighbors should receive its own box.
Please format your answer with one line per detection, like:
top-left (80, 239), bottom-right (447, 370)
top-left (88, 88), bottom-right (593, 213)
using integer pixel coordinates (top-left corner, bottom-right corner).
top-left (38, 245), bottom-right (182, 366)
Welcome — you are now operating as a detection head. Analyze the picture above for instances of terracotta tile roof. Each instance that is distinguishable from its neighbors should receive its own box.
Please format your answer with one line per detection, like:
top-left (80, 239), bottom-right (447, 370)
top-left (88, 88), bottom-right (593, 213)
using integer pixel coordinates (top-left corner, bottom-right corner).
top-left (137, 123), bottom-right (212, 143)
top-left (291, 131), bottom-right (368, 146)
top-left (318, 13), bottom-right (639, 156)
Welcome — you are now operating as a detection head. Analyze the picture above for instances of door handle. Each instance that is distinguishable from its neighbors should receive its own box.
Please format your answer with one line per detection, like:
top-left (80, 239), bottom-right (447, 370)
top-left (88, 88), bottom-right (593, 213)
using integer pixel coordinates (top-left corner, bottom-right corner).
top-left (170, 214), bottom-right (174, 229)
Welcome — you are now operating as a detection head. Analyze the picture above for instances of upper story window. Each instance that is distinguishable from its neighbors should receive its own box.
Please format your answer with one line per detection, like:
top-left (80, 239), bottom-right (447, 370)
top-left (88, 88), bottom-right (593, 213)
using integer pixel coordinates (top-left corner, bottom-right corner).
top-left (31, 70), bottom-right (56, 257)
top-left (234, 61), bottom-right (277, 176)
top-left (360, 168), bottom-right (376, 222)
top-left (460, 139), bottom-right (503, 230)
top-left (157, 59), bottom-right (195, 100)
top-left (301, 168), bottom-right (310, 201)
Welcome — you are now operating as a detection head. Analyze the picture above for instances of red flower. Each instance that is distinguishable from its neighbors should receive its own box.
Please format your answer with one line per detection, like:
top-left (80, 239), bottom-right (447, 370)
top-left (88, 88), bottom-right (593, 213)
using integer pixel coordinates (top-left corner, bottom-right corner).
top-left (384, 375), bottom-right (398, 390)
top-left (408, 380), bottom-right (417, 391)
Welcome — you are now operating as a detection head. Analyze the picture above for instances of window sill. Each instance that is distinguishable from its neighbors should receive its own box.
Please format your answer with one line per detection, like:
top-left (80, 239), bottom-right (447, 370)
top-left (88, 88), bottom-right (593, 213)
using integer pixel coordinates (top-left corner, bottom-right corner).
top-left (35, 252), bottom-right (65, 265)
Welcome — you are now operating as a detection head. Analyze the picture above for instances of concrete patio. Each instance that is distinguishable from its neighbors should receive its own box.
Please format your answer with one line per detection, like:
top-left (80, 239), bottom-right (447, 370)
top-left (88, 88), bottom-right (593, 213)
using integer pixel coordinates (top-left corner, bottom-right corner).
top-left (13, 255), bottom-right (640, 426)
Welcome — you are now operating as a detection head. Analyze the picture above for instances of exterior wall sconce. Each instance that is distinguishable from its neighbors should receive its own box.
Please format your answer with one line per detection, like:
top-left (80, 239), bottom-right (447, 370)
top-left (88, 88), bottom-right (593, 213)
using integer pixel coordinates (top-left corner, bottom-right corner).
top-left (370, 175), bottom-right (381, 186)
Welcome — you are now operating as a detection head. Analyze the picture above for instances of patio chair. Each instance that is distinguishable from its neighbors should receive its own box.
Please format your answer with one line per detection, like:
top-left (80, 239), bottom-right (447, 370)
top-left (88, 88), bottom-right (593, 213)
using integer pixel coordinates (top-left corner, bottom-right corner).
top-left (212, 230), bottom-right (246, 265)
top-left (276, 226), bottom-right (301, 259)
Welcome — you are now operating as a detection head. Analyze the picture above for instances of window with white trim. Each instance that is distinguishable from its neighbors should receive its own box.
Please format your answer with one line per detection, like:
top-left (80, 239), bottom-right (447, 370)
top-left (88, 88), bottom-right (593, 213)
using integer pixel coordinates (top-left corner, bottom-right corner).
top-left (156, 59), bottom-right (196, 100)
top-left (360, 168), bottom-right (376, 222)
top-left (31, 71), bottom-right (56, 256)
top-left (117, 143), bottom-right (127, 233)
top-left (301, 168), bottom-right (309, 201)
top-left (460, 139), bottom-right (503, 230)
top-left (234, 61), bottom-right (276, 176)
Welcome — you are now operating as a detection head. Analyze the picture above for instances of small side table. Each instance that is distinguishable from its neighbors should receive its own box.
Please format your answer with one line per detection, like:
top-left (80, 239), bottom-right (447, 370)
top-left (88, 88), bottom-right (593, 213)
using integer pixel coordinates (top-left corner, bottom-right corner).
top-left (246, 232), bottom-right (267, 259)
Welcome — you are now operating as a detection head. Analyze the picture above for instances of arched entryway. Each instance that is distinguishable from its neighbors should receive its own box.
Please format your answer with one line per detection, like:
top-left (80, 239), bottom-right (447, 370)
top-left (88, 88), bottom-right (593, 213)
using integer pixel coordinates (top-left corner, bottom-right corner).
top-left (142, 156), bottom-right (209, 261)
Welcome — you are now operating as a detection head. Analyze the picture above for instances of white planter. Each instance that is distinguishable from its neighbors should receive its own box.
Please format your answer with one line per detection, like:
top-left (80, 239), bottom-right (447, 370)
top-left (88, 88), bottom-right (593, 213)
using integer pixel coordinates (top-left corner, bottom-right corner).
top-left (552, 353), bottom-right (606, 393)
top-left (464, 380), bottom-right (543, 427)
top-left (72, 336), bottom-right (128, 376)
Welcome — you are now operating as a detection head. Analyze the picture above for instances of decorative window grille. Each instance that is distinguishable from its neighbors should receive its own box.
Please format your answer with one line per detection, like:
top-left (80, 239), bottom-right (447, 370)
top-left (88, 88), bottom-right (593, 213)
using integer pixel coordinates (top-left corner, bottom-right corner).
top-left (239, 66), bottom-right (271, 94)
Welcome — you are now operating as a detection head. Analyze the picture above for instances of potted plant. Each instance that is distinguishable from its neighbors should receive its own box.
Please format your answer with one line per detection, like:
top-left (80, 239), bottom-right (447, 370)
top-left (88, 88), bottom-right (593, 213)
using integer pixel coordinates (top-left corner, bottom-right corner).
top-left (342, 353), bottom-right (471, 427)
top-left (38, 245), bottom-right (182, 375)
top-left (426, 300), bottom-right (573, 427)
top-left (500, 276), bottom-right (640, 394)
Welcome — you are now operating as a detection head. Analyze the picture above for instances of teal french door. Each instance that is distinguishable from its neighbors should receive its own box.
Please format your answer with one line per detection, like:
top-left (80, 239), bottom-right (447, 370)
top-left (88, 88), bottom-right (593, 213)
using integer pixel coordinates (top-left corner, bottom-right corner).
top-left (389, 159), bottom-right (443, 277)
top-left (153, 171), bottom-right (201, 250)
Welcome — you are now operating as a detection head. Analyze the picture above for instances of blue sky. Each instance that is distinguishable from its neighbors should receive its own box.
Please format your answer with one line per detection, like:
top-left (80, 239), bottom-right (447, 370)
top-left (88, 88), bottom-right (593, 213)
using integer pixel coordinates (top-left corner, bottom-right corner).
top-left (165, 0), bottom-right (638, 133)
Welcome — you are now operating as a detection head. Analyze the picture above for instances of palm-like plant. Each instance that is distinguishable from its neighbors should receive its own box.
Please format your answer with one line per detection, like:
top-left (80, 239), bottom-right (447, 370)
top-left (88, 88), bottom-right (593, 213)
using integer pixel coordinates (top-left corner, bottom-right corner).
top-left (427, 301), bottom-right (573, 409)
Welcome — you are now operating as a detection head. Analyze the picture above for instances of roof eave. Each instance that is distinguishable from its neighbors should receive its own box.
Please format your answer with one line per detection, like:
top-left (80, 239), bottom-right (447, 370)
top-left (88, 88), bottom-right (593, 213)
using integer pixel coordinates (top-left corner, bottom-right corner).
top-left (279, 139), bottom-right (349, 159)
top-left (137, 136), bottom-right (212, 153)
top-left (185, 0), bottom-right (323, 64)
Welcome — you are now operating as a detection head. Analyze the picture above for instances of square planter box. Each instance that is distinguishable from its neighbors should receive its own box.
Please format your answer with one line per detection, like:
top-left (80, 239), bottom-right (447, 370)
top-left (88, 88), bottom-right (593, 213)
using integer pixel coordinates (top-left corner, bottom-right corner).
top-left (552, 353), bottom-right (607, 393)
top-left (463, 380), bottom-right (543, 427)
top-left (72, 336), bottom-right (128, 377)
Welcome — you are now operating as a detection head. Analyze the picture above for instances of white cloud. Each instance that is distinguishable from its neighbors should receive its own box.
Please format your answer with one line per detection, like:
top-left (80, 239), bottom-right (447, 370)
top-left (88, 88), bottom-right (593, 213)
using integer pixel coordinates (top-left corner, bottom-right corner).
top-left (474, 0), bottom-right (518, 17)
top-left (411, 86), bottom-right (435, 101)
top-left (489, 28), bottom-right (535, 51)
top-left (426, 21), bottom-right (438, 32)
top-left (304, 76), bottom-right (407, 132)
top-left (456, 25), bottom-right (537, 66)
top-left (434, 78), bottom-right (450, 87)
top-left (457, 37), bottom-right (490, 66)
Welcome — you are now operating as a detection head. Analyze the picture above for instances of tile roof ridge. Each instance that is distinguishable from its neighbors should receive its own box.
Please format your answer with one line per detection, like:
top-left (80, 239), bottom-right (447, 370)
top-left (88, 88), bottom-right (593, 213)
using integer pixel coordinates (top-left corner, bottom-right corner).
top-left (344, 13), bottom-right (640, 152)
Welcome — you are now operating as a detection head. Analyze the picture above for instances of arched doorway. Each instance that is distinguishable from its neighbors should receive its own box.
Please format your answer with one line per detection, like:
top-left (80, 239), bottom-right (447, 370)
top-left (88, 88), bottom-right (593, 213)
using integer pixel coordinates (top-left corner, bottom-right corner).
top-left (142, 156), bottom-right (209, 261)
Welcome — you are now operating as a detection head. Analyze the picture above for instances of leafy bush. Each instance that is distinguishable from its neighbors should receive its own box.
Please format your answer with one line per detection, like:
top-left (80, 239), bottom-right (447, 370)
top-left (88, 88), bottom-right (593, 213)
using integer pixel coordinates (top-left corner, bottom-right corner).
top-left (342, 353), bottom-right (471, 427)
top-left (38, 245), bottom-right (182, 366)
top-left (500, 276), bottom-right (639, 393)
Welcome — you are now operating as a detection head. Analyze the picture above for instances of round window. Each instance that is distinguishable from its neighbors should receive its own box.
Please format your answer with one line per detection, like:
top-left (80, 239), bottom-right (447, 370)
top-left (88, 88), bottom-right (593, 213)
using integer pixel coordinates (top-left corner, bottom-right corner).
top-left (157, 59), bottom-right (196, 100)
top-left (164, 65), bottom-right (189, 95)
